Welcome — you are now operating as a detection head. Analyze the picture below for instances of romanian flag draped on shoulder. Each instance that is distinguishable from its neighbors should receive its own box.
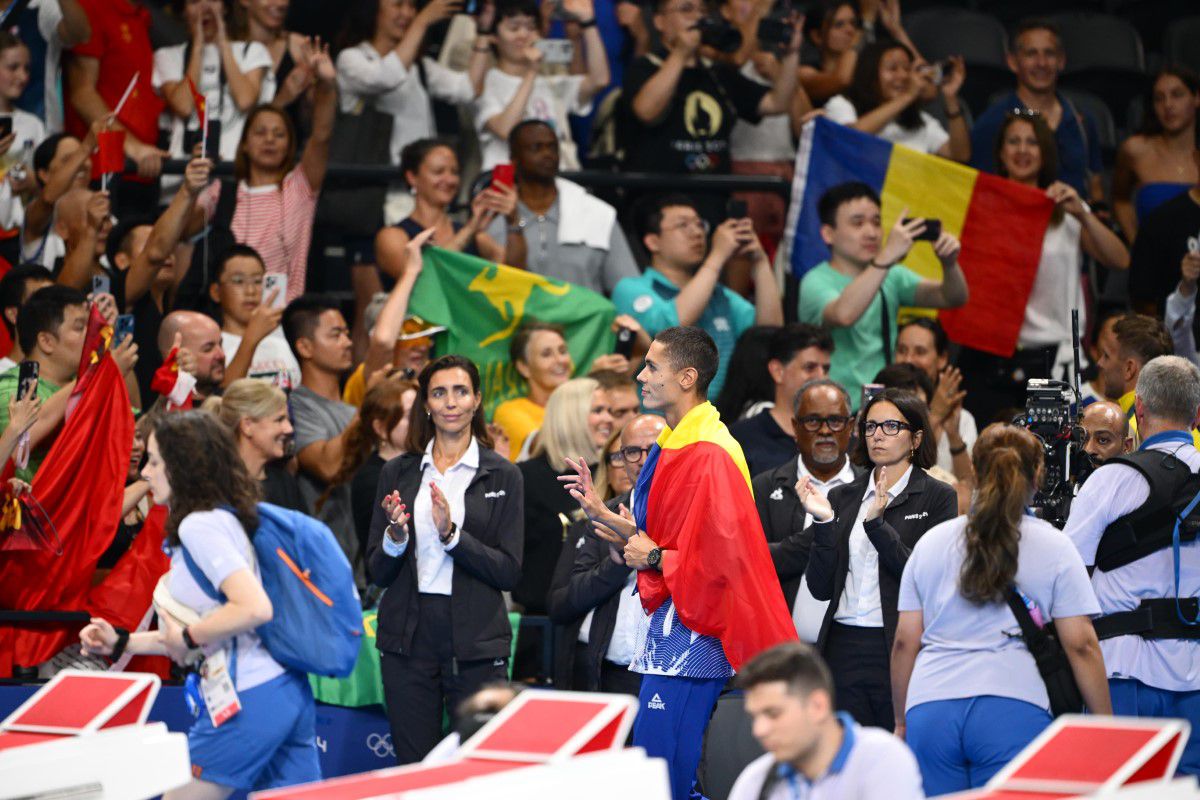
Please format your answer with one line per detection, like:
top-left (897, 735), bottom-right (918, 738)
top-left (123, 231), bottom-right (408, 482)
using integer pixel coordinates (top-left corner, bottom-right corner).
top-left (783, 117), bottom-right (1054, 356)
top-left (635, 402), bottom-right (796, 671)
top-left (408, 247), bottom-right (616, 416)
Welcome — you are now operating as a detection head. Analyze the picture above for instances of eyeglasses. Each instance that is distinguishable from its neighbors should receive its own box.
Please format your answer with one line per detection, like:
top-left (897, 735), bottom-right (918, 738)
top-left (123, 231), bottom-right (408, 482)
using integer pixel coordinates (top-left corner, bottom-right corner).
top-left (662, 218), bottom-right (710, 235)
top-left (607, 445), bottom-right (653, 466)
top-left (797, 415), bottom-right (853, 433)
top-left (863, 419), bottom-right (912, 437)
top-left (223, 274), bottom-right (264, 288)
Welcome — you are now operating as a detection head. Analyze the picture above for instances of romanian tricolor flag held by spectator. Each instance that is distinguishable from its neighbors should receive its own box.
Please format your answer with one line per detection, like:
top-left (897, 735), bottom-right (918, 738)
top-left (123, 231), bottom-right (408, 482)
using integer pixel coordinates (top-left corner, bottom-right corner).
top-left (634, 401), bottom-right (796, 671)
top-left (409, 247), bottom-right (616, 416)
top-left (783, 117), bottom-right (1055, 357)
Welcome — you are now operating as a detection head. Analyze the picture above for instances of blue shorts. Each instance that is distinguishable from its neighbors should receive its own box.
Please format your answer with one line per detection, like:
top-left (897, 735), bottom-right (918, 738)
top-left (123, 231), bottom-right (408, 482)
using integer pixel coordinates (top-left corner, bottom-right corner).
top-left (1110, 678), bottom-right (1200, 777)
top-left (907, 696), bottom-right (1051, 796)
top-left (188, 670), bottom-right (321, 791)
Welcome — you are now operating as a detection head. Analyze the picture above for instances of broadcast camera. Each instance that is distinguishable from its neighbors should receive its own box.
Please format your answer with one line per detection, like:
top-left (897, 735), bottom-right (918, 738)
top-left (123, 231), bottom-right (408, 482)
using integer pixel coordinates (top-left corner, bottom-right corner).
top-left (1017, 311), bottom-right (1092, 528)
top-left (1020, 379), bottom-right (1091, 528)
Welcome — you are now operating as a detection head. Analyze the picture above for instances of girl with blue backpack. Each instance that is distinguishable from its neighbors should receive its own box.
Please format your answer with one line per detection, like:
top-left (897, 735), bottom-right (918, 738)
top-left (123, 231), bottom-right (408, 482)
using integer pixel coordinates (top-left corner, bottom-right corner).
top-left (81, 411), bottom-right (322, 799)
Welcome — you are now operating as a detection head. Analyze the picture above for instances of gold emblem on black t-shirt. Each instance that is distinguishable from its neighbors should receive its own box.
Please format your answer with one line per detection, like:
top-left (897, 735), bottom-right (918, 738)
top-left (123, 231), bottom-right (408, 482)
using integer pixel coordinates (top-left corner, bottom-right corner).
top-left (684, 91), bottom-right (723, 138)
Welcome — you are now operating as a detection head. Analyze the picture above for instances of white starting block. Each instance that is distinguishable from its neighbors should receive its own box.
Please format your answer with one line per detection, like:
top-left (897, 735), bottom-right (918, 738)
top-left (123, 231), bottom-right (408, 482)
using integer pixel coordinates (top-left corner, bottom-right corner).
top-left (0, 670), bottom-right (190, 800)
top-left (946, 714), bottom-right (1198, 799)
top-left (251, 690), bottom-right (668, 800)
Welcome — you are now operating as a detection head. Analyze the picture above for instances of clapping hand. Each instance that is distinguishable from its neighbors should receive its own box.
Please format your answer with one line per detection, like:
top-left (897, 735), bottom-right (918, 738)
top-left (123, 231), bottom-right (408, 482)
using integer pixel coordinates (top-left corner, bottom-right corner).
top-left (864, 466), bottom-right (889, 522)
top-left (381, 490), bottom-right (410, 544)
top-left (795, 475), bottom-right (834, 522)
top-left (558, 456), bottom-right (638, 542)
top-left (430, 481), bottom-right (453, 540)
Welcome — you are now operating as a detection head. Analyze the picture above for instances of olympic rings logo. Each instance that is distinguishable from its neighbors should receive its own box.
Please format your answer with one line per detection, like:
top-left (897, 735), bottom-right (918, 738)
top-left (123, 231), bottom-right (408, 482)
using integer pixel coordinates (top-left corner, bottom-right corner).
top-left (367, 732), bottom-right (395, 759)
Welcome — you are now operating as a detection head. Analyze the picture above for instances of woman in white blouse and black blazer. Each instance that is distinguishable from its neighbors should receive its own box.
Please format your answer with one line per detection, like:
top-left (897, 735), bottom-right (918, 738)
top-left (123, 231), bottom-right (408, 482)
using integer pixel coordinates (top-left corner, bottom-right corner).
top-left (794, 387), bottom-right (957, 731)
top-left (367, 354), bottom-right (524, 765)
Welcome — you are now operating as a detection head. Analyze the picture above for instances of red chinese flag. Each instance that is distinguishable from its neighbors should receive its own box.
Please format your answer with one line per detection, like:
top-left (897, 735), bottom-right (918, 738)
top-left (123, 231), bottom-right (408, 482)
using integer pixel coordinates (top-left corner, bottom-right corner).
top-left (85, 504), bottom-right (173, 679)
top-left (0, 354), bottom-right (133, 672)
top-left (186, 76), bottom-right (207, 134)
top-left (91, 129), bottom-right (126, 179)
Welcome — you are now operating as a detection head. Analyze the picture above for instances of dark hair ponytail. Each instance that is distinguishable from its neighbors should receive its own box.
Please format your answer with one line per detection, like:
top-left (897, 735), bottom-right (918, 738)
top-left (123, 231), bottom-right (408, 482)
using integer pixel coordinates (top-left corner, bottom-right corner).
top-left (959, 424), bottom-right (1043, 604)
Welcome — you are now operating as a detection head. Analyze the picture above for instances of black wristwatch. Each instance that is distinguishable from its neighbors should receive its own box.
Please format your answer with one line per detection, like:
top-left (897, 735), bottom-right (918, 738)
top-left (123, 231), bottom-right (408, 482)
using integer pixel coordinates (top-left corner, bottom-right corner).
top-left (646, 547), bottom-right (663, 570)
top-left (182, 626), bottom-right (201, 651)
top-left (440, 521), bottom-right (458, 545)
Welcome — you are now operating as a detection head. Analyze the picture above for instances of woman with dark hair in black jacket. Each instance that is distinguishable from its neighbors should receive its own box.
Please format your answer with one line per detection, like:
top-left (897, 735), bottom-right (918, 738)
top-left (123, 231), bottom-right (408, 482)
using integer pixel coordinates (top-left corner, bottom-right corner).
top-left (367, 354), bottom-right (524, 765)
top-left (776, 387), bottom-right (956, 730)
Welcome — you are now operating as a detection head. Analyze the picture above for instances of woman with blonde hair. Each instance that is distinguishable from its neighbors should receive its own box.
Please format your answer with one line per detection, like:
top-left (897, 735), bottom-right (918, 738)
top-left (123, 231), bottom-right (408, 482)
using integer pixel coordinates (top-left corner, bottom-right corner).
top-left (203, 378), bottom-right (302, 509)
top-left (513, 377), bottom-right (614, 616)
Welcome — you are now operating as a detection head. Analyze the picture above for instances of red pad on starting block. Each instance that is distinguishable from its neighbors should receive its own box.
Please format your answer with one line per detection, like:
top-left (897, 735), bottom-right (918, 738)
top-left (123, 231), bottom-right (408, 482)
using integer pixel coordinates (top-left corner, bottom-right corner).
top-left (458, 690), bottom-right (637, 763)
top-left (985, 715), bottom-right (1189, 796)
top-left (251, 691), bottom-right (639, 800)
top-left (1, 670), bottom-right (160, 736)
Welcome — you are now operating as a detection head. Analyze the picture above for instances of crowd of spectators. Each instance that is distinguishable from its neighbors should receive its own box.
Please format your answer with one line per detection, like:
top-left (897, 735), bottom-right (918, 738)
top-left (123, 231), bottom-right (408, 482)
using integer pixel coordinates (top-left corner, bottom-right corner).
top-left (1, 0), bottom-right (1199, 797)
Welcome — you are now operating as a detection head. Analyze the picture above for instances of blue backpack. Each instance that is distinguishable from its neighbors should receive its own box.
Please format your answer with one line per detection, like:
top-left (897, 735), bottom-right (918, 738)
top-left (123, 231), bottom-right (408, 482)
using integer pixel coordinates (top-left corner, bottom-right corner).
top-left (180, 503), bottom-right (362, 678)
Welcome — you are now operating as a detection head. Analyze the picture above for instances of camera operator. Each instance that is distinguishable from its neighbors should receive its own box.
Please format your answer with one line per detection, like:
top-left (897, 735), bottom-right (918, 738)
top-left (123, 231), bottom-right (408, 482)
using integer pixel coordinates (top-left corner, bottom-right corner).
top-left (620, 0), bottom-right (803, 223)
top-left (1080, 400), bottom-right (1132, 466)
top-left (1063, 355), bottom-right (1200, 776)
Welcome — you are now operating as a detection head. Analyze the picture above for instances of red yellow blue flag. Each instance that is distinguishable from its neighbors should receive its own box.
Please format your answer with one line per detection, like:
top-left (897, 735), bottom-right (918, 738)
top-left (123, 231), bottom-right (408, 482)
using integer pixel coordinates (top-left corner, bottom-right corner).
top-left (635, 402), bottom-right (796, 671)
top-left (783, 117), bottom-right (1055, 357)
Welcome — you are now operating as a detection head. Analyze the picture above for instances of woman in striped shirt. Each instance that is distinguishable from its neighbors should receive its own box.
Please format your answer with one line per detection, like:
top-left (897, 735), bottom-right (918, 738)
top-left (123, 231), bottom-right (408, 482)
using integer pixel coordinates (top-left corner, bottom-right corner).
top-left (194, 38), bottom-right (337, 302)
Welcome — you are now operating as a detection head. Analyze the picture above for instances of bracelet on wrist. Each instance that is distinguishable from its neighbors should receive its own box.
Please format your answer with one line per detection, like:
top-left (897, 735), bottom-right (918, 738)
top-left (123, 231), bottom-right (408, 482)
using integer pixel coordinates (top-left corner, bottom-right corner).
top-left (945, 106), bottom-right (963, 119)
top-left (182, 626), bottom-right (201, 651)
top-left (440, 521), bottom-right (458, 545)
top-left (110, 627), bottom-right (130, 662)
top-left (949, 442), bottom-right (967, 456)
top-left (577, 17), bottom-right (597, 28)
top-left (869, 259), bottom-right (890, 271)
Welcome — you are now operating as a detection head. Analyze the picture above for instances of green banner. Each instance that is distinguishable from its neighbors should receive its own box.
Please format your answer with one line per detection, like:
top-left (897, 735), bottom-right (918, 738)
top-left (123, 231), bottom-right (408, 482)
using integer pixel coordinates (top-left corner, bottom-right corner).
top-left (409, 248), bottom-right (616, 418)
top-left (310, 609), bottom-right (522, 708)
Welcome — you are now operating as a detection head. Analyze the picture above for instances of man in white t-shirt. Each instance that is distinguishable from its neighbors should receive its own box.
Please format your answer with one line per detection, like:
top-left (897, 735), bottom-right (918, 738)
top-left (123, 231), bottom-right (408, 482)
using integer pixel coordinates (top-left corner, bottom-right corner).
top-left (210, 244), bottom-right (299, 390)
top-left (730, 642), bottom-right (924, 800)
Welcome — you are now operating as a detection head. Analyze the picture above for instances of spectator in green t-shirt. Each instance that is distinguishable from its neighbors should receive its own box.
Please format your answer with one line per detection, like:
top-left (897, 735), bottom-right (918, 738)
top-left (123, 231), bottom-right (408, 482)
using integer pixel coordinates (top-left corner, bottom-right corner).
top-left (0, 285), bottom-right (137, 479)
top-left (797, 182), bottom-right (968, 407)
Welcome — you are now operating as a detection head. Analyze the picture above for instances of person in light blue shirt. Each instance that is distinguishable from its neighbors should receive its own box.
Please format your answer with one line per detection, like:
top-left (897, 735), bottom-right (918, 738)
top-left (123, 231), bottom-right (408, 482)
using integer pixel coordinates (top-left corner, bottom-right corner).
top-left (1064, 355), bottom-right (1200, 777)
top-left (892, 423), bottom-right (1109, 796)
top-left (731, 641), bottom-right (924, 800)
top-left (612, 193), bottom-right (783, 400)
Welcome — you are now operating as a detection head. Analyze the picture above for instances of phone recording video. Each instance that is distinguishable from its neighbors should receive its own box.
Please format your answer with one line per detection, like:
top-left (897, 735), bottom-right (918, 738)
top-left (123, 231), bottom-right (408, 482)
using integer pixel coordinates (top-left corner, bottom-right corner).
top-left (17, 359), bottom-right (38, 400)
top-left (902, 218), bottom-right (942, 242)
top-left (491, 163), bottom-right (514, 189)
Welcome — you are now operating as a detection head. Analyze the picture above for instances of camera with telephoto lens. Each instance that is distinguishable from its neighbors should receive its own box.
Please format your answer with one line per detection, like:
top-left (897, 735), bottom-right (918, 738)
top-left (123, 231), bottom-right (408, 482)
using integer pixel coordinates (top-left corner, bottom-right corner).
top-left (695, 16), bottom-right (742, 52)
top-left (1019, 378), bottom-right (1091, 528)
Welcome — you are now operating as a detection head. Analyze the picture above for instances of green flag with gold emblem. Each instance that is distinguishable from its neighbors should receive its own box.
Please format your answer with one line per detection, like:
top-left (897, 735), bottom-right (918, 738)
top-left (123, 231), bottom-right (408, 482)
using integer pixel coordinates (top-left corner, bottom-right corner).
top-left (409, 248), bottom-right (616, 417)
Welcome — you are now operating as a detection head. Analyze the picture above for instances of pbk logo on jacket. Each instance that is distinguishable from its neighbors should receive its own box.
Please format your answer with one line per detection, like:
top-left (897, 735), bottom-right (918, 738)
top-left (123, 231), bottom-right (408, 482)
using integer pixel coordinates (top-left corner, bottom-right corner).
top-left (904, 512), bottom-right (929, 520)
top-left (648, 693), bottom-right (666, 711)
top-left (484, 490), bottom-right (506, 499)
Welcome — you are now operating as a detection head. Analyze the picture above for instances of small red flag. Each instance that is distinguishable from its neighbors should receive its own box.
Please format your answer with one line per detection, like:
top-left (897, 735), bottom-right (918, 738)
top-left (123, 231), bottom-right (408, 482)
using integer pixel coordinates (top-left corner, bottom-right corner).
top-left (186, 76), bottom-right (207, 133)
top-left (92, 129), bottom-right (126, 178)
